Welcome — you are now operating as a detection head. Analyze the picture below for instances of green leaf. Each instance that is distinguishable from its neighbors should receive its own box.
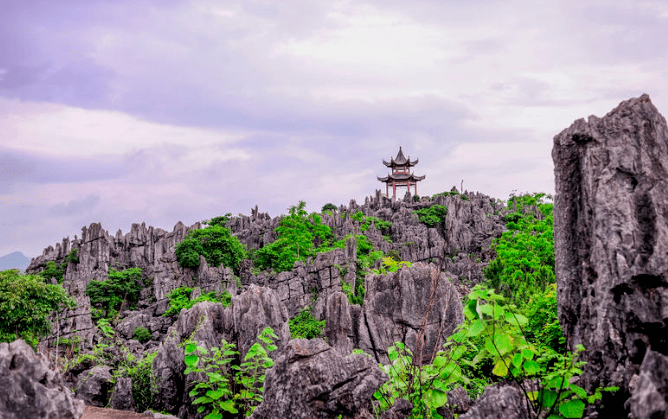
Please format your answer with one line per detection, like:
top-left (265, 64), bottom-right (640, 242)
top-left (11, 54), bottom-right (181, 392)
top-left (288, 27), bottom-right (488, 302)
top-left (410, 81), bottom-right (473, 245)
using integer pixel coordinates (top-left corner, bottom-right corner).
top-left (522, 349), bottom-right (534, 360)
top-left (218, 399), bottom-right (238, 413)
top-left (203, 413), bottom-right (223, 419)
top-left (185, 342), bottom-right (197, 354)
top-left (424, 388), bottom-right (448, 408)
top-left (467, 320), bottom-right (486, 337)
top-left (559, 399), bottom-right (585, 418)
top-left (523, 360), bottom-right (540, 375)
top-left (185, 354), bottom-right (199, 367)
top-left (512, 353), bottom-right (523, 369)
top-left (207, 389), bottom-right (225, 400)
top-left (492, 360), bottom-right (508, 377)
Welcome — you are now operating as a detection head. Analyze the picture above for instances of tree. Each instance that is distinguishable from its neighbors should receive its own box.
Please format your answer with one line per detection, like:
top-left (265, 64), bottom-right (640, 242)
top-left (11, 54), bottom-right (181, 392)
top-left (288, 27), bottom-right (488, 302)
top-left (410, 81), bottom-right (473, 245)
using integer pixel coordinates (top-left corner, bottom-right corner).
top-left (0, 270), bottom-right (76, 346)
top-left (86, 268), bottom-right (144, 320)
top-left (175, 224), bottom-right (246, 271)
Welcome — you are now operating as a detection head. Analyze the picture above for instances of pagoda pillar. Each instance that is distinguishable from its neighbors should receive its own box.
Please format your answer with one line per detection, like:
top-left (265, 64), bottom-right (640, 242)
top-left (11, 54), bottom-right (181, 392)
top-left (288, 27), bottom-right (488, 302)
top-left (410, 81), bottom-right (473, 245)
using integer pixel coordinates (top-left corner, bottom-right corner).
top-left (386, 183), bottom-right (389, 197)
top-left (393, 181), bottom-right (396, 197)
top-left (414, 183), bottom-right (417, 195)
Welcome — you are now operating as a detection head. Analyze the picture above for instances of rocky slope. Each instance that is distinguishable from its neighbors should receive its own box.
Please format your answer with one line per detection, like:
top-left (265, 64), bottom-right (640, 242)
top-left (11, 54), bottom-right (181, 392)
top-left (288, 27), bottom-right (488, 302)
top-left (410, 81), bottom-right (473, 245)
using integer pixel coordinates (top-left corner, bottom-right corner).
top-left (22, 187), bottom-right (504, 416)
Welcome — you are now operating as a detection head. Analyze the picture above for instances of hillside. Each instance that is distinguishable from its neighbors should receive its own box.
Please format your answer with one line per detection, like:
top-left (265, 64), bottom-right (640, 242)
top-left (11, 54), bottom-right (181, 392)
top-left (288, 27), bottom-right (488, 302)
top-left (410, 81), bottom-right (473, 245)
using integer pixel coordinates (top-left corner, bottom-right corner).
top-left (0, 251), bottom-right (30, 271)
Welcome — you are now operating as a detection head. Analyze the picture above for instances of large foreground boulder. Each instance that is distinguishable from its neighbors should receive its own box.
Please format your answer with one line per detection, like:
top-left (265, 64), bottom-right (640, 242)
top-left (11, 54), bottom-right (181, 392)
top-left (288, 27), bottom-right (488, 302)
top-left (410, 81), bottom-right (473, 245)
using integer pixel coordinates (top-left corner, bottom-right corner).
top-left (458, 384), bottom-right (531, 419)
top-left (553, 94), bottom-right (668, 416)
top-left (250, 339), bottom-right (389, 419)
top-left (0, 339), bottom-right (84, 419)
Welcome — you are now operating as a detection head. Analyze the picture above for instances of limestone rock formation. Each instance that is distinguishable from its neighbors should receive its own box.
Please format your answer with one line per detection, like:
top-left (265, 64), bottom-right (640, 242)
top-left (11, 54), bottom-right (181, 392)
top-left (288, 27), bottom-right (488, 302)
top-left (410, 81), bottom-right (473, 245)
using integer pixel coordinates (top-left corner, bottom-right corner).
top-left (0, 340), bottom-right (84, 419)
top-left (250, 338), bottom-right (389, 419)
top-left (553, 94), bottom-right (668, 415)
top-left (75, 365), bottom-right (113, 407)
top-left (109, 376), bottom-right (135, 411)
top-left (359, 263), bottom-right (464, 363)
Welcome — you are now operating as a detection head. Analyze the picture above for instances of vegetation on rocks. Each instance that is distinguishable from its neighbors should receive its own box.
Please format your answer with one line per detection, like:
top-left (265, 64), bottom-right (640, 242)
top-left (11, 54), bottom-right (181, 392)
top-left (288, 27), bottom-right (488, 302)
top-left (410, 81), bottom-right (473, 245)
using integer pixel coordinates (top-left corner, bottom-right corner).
top-left (184, 327), bottom-right (278, 418)
top-left (288, 307), bottom-right (326, 339)
top-left (163, 286), bottom-right (232, 317)
top-left (86, 267), bottom-right (145, 321)
top-left (176, 224), bottom-right (246, 271)
top-left (0, 269), bottom-right (76, 346)
top-left (413, 205), bottom-right (448, 227)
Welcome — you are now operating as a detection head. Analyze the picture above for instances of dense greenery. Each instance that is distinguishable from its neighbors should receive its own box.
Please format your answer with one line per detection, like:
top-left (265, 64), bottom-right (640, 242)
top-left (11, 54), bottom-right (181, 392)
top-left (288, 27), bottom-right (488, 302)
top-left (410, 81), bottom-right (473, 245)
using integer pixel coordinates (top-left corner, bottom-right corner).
top-left (0, 270), bottom-right (76, 346)
top-left (176, 224), bottom-right (246, 271)
top-left (288, 307), bottom-right (326, 339)
top-left (413, 205), bottom-right (448, 228)
top-left (484, 193), bottom-right (555, 305)
top-left (254, 201), bottom-right (334, 272)
top-left (321, 203), bottom-right (338, 212)
top-left (126, 351), bottom-right (157, 412)
top-left (184, 327), bottom-right (278, 418)
top-left (39, 249), bottom-right (79, 284)
top-left (203, 213), bottom-right (232, 228)
top-left (351, 211), bottom-right (392, 234)
top-left (132, 326), bottom-right (152, 343)
top-left (86, 268), bottom-right (145, 321)
top-left (163, 286), bottom-right (232, 317)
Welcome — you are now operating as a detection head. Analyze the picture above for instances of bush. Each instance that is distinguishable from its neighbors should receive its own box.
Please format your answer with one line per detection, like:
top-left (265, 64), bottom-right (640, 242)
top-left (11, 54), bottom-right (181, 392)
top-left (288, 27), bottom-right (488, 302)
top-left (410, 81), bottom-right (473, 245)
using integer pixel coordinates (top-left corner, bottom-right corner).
top-left (413, 205), bottom-right (448, 227)
top-left (0, 270), bottom-right (76, 346)
top-left (40, 261), bottom-right (65, 283)
top-left (254, 201), bottom-right (334, 272)
top-left (203, 213), bottom-right (232, 228)
top-left (322, 203), bottom-right (338, 212)
top-left (163, 287), bottom-right (232, 317)
top-left (176, 225), bottom-right (246, 271)
top-left (413, 194), bottom-right (420, 202)
top-left (85, 268), bottom-right (144, 320)
top-left (127, 352), bottom-right (157, 412)
top-left (132, 326), bottom-right (152, 343)
top-left (288, 307), bottom-right (326, 339)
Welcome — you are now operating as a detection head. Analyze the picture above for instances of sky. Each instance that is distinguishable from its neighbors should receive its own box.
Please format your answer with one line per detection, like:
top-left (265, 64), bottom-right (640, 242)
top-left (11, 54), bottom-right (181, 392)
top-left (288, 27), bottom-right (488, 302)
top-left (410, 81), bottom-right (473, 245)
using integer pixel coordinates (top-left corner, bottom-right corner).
top-left (1, 0), bottom-right (667, 258)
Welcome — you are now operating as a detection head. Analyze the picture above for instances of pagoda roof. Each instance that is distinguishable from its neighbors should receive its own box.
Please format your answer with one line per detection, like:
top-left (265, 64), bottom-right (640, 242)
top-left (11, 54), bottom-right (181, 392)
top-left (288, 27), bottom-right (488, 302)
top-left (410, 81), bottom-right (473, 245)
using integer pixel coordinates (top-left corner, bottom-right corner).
top-left (383, 146), bottom-right (419, 167)
top-left (377, 173), bottom-right (426, 182)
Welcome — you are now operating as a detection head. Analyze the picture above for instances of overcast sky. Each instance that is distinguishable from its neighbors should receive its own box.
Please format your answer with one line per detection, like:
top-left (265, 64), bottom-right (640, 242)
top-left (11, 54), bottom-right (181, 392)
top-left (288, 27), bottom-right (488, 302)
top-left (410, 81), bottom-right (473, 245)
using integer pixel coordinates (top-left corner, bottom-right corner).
top-left (1, 0), bottom-right (667, 258)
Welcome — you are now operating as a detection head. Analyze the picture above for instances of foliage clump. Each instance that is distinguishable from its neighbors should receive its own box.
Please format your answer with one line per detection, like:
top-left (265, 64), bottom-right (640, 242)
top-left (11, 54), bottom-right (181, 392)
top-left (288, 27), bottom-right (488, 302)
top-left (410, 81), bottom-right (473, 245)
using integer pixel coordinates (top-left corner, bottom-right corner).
top-left (176, 224), bottom-right (246, 271)
top-left (288, 307), bottom-right (326, 339)
top-left (163, 287), bottom-right (232, 317)
top-left (86, 267), bottom-right (145, 321)
top-left (132, 326), bottom-right (152, 343)
top-left (413, 205), bottom-right (448, 228)
top-left (0, 269), bottom-right (76, 346)
top-left (39, 249), bottom-right (79, 284)
top-left (351, 211), bottom-right (392, 234)
top-left (184, 327), bottom-right (278, 418)
top-left (253, 201), bottom-right (334, 272)
top-left (321, 203), bottom-right (338, 212)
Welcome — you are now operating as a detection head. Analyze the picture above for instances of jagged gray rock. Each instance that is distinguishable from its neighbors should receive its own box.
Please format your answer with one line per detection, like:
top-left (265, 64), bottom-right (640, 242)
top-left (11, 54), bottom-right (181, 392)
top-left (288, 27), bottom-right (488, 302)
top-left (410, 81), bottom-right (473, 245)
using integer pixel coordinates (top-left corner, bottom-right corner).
top-left (458, 384), bottom-right (532, 419)
top-left (75, 365), bottom-right (113, 407)
top-left (0, 340), bottom-right (84, 419)
top-left (250, 339), bottom-right (388, 419)
top-left (359, 263), bottom-right (464, 363)
top-left (109, 376), bottom-right (135, 411)
top-left (553, 94), bottom-right (668, 415)
top-left (628, 349), bottom-right (668, 419)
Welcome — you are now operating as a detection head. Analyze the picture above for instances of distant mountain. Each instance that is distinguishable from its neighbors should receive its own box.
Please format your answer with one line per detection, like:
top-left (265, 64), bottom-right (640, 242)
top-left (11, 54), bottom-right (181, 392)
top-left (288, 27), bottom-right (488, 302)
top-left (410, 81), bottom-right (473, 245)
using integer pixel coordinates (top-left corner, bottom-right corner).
top-left (0, 251), bottom-right (31, 272)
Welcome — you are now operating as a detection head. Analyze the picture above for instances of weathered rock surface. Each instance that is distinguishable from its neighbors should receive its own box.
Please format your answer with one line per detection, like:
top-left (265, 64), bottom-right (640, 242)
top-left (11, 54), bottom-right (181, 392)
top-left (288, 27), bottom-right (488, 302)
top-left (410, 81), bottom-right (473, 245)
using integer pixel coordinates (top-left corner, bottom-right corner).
top-left (360, 263), bottom-right (464, 363)
top-left (109, 376), bottom-right (135, 411)
top-left (76, 365), bottom-right (113, 407)
top-left (553, 94), bottom-right (668, 415)
top-left (250, 339), bottom-right (389, 419)
top-left (458, 384), bottom-right (532, 419)
top-left (0, 339), bottom-right (84, 419)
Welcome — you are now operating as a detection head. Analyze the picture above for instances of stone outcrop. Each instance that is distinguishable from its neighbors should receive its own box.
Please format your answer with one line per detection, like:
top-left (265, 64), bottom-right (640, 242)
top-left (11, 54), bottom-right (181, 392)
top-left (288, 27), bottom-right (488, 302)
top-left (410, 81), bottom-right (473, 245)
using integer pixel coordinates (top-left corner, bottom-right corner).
top-left (75, 365), bottom-right (113, 407)
top-left (109, 376), bottom-right (135, 411)
top-left (250, 338), bottom-right (390, 419)
top-left (553, 94), bottom-right (668, 416)
top-left (359, 263), bottom-right (464, 363)
top-left (0, 339), bottom-right (84, 419)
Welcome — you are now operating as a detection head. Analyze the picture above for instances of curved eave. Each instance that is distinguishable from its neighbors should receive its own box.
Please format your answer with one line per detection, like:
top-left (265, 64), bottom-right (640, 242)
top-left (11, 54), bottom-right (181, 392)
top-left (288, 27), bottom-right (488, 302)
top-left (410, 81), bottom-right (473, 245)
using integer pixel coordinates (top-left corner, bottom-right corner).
top-left (377, 176), bottom-right (390, 182)
top-left (382, 159), bottom-right (393, 167)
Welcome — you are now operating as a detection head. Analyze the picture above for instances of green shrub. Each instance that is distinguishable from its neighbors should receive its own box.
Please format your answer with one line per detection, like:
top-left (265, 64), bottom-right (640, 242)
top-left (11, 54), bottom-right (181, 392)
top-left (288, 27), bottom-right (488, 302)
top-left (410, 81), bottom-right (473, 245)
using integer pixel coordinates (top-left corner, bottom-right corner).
top-left (288, 307), bottom-right (326, 339)
top-left (203, 213), bottom-right (232, 228)
top-left (352, 211), bottom-right (392, 234)
top-left (412, 194), bottom-right (420, 202)
top-left (184, 327), bottom-right (278, 417)
top-left (0, 270), bottom-right (76, 346)
top-left (322, 203), bottom-right (338, 212)
top-left (254, 201), bottom-right (334, 272)
top-left (163, 287), bottom-right (232, 317)
top-left (40, 261), bottom-right (65, 283)
top-left (64, 248), bottom-right (79, 264)
top-left (484, 193), bottom-right (555, 305)
top-left (176, 225), bottom-right (246, 271)
top-left (85, 268), bottom-right (144, 320)
top-left (132, 326), bottom-right (152, 343)
top-left (127, 352), bottom-right (157, 412)
top-left (413, 205), bottom-right (448, 227)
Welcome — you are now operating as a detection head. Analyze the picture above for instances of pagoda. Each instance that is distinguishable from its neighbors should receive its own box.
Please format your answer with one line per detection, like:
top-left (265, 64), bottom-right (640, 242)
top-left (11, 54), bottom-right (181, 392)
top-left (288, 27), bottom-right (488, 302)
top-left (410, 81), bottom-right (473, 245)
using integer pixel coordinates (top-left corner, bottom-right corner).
top-left (377, 146), bottom-right (426, 197)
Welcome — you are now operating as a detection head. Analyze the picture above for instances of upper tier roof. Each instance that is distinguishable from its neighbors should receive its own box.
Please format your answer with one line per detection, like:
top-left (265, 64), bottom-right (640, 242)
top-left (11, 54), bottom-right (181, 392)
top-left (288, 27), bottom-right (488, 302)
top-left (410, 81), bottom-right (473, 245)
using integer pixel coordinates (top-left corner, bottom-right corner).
top-left (382, 146), bottom-right (419, 167)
